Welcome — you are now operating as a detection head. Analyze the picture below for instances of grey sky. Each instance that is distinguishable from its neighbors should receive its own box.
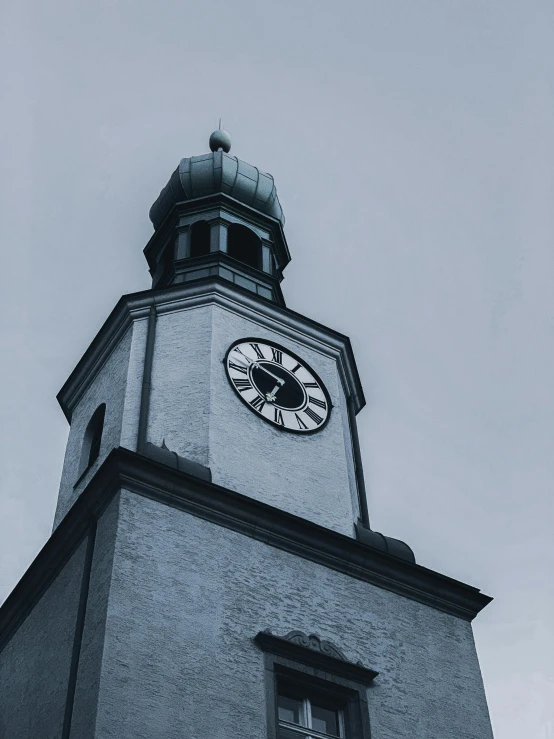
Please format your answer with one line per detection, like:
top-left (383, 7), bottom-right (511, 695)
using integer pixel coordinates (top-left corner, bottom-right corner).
top-left (1, 0), bottom-right (553, 736)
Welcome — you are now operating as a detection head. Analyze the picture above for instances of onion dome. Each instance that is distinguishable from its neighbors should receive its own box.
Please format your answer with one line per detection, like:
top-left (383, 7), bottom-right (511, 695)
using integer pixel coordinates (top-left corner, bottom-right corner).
top-left (149, 130), bottom-right (284, 230)
top-left (144, 129), bottom-right (290, 306)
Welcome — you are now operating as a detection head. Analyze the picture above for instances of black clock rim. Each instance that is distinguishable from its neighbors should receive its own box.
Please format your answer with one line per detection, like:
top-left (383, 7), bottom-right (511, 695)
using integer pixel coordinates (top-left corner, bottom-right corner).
top-left (224, 337), bottom-right (333, 435)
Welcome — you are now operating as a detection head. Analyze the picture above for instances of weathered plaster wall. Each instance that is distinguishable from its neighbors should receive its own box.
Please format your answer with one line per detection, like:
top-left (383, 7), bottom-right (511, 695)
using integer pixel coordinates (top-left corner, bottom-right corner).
top-left (92, 491), bottom-right (493, 739)
top-left (209, 304), bottom-right (358, 535)
top-left (146, 302), bottom-right (358, 536)
top-left (0, 539), bottom-right (87, 739)
top-left (70, 496), bottom-right (121, 739)
top-left (147, 305), bottom-right (213, 467)
top-left (55, 326), bottom-right (136, 527)
top-left (54, 287), bottom-right (362, 537)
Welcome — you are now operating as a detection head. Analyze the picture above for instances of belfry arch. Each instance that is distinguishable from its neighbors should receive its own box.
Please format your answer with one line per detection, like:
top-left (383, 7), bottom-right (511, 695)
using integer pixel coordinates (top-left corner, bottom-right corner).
top-left (189, 220), bottom-right (211, 258)
top-left (227, 224), bottom-right (261, 270)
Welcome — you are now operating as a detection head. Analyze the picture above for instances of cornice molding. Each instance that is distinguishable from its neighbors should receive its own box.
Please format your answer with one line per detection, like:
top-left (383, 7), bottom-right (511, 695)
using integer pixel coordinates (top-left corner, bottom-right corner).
top-left (0, 448), bottom-right (492, 651)
top-left (57, 279), bottom-right (365, 421)
top-left (254, 629), bottom-right (378, 685)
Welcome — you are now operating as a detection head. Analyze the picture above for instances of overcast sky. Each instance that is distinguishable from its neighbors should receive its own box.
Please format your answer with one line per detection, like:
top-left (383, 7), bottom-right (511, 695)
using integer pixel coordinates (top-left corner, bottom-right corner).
top-left (1, 1), bottom-right (553, 736)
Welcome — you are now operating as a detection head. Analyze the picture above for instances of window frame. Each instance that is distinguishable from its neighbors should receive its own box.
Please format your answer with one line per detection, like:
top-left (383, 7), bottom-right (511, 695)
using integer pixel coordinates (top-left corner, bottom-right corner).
top-left (277, 681), bottom-right (347, 739)
top-left (75, 403), bottom-right (106, 484)
top-left (255, 631), bottom-right (375, 739)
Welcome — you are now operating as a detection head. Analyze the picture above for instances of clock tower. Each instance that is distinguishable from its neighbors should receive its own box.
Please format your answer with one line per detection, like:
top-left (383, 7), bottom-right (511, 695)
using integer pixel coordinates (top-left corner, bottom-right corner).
top-left (0, 131), bottom-right (494, 739)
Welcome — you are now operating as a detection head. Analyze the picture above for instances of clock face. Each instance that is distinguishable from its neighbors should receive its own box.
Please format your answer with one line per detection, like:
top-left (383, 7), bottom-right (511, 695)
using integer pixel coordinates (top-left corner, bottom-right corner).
top-left (225, 339), bottom-right (331, 433)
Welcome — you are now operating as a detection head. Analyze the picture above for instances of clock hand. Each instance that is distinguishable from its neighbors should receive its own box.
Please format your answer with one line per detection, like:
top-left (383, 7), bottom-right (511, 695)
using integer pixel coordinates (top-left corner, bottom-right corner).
top-left (257, 365), bottom-right (285, 385)
top-left (233, 352), bottom-right (253, 365)
top-left (231, 353), bottom-right (285, 386)
top-left (265, 383), bottom-right (283, 403)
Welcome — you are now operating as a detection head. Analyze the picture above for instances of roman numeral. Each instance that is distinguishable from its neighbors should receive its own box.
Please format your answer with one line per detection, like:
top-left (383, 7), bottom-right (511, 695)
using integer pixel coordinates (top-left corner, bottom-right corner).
top-left (250, 395), bottom-right (265, 412)
top-left (271, 348), bottom-right (283, 364)
top-left (295, 413), bottom-right (309, 430)
top-left (291, 363), bottom-right (301, 374)
top-left (308, 395), bottom-right (327, 409)
top-left (250, 343), bottom-right (265, 359)
top-left (229, 361), bottom-right (248, 375)
top-left (274, 408), bottom-right (284, 425)
top-left (304, 406), bottom-right (324, 425)
top-left (303, 382), bottom-right (318, 388)
top-left (234, 379), bottom-right (252, 393)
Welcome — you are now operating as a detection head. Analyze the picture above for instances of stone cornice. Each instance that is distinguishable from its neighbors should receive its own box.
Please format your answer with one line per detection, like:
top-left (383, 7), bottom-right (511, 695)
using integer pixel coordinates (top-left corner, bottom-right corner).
top-left (57, 278), bottom-right (365, 421)
top-left (0, 449), bottom-right (492, 650)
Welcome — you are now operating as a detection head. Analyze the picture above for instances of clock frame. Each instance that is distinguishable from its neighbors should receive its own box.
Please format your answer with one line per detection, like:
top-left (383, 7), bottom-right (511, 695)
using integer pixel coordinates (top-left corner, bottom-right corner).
top-left (224, 338), bottom-right (332, 434)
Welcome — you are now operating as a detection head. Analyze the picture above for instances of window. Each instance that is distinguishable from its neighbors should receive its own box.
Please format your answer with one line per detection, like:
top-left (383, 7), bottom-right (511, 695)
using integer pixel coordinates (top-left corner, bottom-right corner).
top-left (254, 630), bottom-right (376, 739)
top-left (189, 220), bottom-right (211, 258)
top-left (278, 680), bottom-right (345, 739)
top-left (227, 224), bottom-right (261, 269)
top-left (78, 403), bottom-right (106, 477)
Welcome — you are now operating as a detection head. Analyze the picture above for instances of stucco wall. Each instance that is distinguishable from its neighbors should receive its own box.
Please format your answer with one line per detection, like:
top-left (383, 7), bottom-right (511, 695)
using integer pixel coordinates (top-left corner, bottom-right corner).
top-left (209, 304), bottom-right (358, 535)
top-left (0, 539), bottom-right (87, 739)
top-left (54, 287), bottom-right (362, 537)
top-left (147, 305), bottom-right (213, 467)
top-left (92, 490), bottom-right (493, 739)
top-left (147, 302), bottom-right (358, 536)
top-left (70, 495), bottom-right (121, 739)
top-left (55, 326), bottom-right (136, 527)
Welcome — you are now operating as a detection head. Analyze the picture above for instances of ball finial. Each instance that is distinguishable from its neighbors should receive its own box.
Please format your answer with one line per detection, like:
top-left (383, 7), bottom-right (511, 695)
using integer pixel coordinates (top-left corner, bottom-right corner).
top-left (209, 127), bottom-right (232, 153)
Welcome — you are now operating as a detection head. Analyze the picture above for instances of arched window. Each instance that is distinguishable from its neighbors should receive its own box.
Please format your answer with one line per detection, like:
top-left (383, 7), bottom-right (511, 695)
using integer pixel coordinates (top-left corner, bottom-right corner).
top-left (227, 224), bottom-right (261, 269)
top-left (189, 220), bottom-right (211, 258)
top-left (79, 404), bottom-right (106, 475)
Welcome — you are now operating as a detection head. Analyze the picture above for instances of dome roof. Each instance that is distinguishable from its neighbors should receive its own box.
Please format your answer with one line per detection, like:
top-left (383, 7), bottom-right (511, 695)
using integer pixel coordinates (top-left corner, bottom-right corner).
top-left (149, 151), bottom-right (284, 230)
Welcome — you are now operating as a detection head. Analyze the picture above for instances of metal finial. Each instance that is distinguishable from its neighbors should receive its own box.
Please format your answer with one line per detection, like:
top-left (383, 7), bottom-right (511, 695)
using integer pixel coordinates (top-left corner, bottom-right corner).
top-left (209, 124), bottom-right (231, 153)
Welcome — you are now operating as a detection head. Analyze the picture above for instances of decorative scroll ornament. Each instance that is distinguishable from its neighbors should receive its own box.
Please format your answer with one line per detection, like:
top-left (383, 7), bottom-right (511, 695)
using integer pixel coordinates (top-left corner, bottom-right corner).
top-left (263, 629), bottom-right (364, 667)
top-left (255, 629), bottom-right (377, 683)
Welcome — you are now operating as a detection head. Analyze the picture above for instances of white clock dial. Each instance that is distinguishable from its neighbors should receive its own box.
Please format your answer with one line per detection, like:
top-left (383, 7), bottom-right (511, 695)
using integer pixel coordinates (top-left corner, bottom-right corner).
top-left (225, 339), bottom-right (331, 433)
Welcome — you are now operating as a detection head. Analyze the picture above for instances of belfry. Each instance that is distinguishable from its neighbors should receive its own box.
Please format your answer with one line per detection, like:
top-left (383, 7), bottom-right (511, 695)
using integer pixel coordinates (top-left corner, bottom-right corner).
top-left (0, 132), bottom-right (494, 738)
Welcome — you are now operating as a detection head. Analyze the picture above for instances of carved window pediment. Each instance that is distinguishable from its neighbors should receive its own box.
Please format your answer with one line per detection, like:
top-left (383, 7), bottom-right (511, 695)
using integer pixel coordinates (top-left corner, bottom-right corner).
top-left (255, 629), bottom-right (378, 685)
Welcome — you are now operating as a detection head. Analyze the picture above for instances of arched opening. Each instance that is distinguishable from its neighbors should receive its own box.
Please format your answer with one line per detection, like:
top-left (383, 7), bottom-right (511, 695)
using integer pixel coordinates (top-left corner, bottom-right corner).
top-left (79, 404), bottom-right (106, 476)
top-left (227, 224), bottom-right (261, 270)
top-left (189, 220), bottom-right (211, 258)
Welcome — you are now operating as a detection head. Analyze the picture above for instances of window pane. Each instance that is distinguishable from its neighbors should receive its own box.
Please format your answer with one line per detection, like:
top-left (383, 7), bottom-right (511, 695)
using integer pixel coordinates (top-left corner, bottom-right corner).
top-left (311, 702), bottom-right (340, 737)
top-left (278, 695), bottom-right (303, 725)
top-left (279, 728), bottom-right (309, 739)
